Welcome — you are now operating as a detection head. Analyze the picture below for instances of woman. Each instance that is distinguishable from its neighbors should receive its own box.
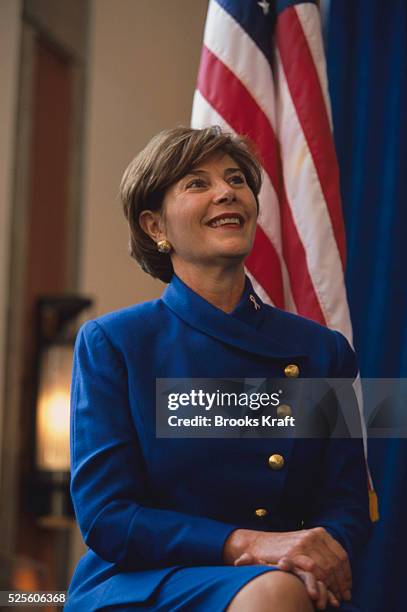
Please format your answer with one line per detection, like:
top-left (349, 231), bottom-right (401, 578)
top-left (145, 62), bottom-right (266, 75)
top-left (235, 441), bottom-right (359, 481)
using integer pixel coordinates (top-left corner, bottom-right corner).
top-left (66, 127), bottom-right (371, 611)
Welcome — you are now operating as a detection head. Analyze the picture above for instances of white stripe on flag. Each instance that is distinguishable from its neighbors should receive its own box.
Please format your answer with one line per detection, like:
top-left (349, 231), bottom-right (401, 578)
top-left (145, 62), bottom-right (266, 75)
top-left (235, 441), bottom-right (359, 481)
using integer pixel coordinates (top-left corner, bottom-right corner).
top-left (202, 0), bottom-right (277, 132)
top-left (294, 4), bottom-right (333, 129)
top-left (275, 48), bottom-right (352, 338)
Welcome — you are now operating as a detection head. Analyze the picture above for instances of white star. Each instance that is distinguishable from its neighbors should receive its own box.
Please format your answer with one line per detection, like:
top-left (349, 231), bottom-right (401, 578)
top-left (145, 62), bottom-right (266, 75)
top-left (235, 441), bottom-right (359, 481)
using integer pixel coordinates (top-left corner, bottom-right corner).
top-left (258, 0), bottom-right (270, 15)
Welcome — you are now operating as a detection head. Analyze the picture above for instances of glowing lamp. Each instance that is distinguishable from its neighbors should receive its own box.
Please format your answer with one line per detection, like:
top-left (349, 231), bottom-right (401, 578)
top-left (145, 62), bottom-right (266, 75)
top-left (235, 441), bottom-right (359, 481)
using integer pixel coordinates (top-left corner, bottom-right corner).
top-left (30, 296), bottom-right (92, 525)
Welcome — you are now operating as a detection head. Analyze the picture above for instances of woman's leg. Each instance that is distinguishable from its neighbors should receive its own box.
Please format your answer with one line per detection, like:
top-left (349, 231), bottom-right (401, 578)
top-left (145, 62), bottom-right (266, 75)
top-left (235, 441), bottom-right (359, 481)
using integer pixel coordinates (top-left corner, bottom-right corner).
top-left (226, 570), bottom-right (314, 612)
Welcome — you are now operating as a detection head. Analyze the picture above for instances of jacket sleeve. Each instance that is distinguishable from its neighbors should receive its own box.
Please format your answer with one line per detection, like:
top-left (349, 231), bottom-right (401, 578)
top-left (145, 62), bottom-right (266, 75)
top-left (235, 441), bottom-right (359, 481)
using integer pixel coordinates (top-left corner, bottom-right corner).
top-left (70, 320), bottom-right (237, 569)
top-left (303, 331), bottom-right (372, 564)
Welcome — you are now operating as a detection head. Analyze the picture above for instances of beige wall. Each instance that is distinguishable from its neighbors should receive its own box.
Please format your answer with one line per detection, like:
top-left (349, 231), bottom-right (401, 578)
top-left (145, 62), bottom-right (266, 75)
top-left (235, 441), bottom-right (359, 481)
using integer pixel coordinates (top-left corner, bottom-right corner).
top-left (0, 0), bottom-right (22, 468)
top-left (81, 0), bottom-right (208, 315)
top-left (69, 0), bottom-right (208, 568)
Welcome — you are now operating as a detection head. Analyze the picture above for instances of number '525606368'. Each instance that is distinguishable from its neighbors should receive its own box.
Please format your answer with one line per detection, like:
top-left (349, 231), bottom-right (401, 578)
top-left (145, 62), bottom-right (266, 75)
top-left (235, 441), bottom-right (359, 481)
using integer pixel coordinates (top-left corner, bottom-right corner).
top-left (5, 591), bottom-right (66, 604)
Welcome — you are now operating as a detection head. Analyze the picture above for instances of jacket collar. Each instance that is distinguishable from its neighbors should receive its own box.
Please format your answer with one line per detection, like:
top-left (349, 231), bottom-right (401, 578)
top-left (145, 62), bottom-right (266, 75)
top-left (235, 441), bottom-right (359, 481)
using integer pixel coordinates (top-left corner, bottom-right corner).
top-left (161, 273), bottom-right (305, 360)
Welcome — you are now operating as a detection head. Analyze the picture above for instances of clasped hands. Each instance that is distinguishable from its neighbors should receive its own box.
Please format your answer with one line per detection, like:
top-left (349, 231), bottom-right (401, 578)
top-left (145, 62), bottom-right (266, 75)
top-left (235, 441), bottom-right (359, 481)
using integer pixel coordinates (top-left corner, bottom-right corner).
top-left (223, 527), bottom-right (351, 610)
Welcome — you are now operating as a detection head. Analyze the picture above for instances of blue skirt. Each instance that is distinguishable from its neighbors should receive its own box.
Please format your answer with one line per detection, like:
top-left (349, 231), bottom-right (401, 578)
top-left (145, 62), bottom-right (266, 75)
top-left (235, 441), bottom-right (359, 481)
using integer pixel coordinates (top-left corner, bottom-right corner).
top-left (96, 565), bottom-right (359, 612)
top-left (97, 565), bottom-right (276, 611)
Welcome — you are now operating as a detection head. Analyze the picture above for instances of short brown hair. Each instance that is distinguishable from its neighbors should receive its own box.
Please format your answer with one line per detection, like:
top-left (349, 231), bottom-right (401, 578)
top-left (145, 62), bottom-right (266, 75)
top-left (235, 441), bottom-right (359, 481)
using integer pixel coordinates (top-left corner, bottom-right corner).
top-left (120, 126), bottom-right (262, 283)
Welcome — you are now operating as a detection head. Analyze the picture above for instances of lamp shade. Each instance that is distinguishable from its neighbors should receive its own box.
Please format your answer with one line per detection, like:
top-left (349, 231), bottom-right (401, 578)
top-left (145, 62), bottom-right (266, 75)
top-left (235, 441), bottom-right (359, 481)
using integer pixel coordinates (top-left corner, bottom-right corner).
top-left (35, 344), bottom-right (72, 472)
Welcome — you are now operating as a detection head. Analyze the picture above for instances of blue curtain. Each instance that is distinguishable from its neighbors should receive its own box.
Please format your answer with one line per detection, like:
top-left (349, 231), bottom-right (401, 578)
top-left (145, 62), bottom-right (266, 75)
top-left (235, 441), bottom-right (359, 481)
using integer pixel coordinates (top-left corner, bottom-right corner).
top-left (326, 1), bottom-right (407, 610)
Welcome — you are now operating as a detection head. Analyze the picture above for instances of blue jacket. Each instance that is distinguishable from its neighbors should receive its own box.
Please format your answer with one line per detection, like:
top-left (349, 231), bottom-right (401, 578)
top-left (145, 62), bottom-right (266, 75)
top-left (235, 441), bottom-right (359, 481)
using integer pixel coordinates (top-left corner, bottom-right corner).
top-left (66, 275), bottom-right (371, 610)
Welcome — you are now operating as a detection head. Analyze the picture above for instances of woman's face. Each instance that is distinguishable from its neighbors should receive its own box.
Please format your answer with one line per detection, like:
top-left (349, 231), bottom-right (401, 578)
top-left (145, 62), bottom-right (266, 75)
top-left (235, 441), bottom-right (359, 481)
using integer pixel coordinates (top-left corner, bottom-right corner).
top-left (158, 153), bottom-right (258, 272)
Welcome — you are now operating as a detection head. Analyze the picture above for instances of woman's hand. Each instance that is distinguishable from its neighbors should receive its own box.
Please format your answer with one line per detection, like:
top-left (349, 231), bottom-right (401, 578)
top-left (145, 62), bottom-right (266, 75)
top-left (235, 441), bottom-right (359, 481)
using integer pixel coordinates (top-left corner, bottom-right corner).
top-left (278, 557), bottom-right (340, 610)
top-left (232, 553), bottom-right (340, 610)
top-left (223, 527), bottom-right (351, 603)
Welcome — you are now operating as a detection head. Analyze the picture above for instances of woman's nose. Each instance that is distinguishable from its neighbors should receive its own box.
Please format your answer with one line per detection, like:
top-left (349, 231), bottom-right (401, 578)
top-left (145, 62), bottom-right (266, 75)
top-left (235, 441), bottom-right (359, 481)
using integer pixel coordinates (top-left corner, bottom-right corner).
top-left (213, 188), bottom-right (235, 205)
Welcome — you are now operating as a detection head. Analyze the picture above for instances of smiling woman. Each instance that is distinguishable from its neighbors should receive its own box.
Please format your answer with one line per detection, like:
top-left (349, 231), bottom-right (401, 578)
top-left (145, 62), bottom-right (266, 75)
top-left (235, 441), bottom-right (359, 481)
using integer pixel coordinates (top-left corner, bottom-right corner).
top-left (121, 127), bottom-right (262, 312)
top-left (139, 152), bottom-right (259, 302)
top-left (66, 127), bottom-right (371, 612)
top-left (121, 127), bottom-right (261, 283)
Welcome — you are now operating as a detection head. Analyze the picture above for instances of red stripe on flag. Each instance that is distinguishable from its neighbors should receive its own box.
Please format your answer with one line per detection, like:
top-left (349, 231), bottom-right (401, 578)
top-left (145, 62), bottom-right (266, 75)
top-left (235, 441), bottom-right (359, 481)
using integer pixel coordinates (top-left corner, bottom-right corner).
top-left (196, 48), bottom-right (279, 184)
top-left (246, 226), bottom-right (285, 308)
top-left (276, 7), bottom-right (346, 268)
top-left (197, 46), bottom-right (326, 323)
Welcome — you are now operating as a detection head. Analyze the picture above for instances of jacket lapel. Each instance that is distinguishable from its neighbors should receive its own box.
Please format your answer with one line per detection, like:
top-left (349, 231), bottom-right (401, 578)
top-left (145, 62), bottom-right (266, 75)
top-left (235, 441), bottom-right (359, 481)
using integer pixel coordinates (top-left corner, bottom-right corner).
top-left (161, 274), bottom-right (305, 362)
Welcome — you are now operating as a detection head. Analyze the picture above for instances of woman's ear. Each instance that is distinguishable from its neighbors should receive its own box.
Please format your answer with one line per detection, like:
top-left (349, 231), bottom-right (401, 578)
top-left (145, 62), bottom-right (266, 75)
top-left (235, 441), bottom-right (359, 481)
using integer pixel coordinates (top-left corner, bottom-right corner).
top-left (139, 210), bottom-right (165, 243)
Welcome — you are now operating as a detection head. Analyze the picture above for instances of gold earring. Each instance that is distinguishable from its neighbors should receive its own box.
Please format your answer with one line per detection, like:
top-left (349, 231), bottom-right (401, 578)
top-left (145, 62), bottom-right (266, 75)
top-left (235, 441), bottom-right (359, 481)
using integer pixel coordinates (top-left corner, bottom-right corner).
top-left (157, 239), bottom-right (171, 254)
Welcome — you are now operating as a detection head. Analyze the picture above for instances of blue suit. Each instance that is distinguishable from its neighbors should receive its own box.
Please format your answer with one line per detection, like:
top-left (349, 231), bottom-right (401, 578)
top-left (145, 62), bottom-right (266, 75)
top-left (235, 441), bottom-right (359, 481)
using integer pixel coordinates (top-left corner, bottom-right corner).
top-left (66, 275), bottom-right (371, 611)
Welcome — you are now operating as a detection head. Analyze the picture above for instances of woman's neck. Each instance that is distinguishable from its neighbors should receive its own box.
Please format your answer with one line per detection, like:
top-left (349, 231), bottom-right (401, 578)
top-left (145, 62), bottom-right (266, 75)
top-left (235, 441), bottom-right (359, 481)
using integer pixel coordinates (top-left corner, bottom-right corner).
top-left (173, 263), bottom-right (246, 313)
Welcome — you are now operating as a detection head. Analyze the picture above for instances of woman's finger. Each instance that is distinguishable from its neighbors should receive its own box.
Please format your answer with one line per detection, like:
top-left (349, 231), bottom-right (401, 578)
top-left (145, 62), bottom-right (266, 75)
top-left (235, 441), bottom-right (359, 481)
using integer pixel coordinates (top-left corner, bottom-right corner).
top-left (277, 559), bottom-right (319, 603)
top-left (320, 535), bottom-right (351, 597)
top-left (301, 529), bottom-right (349, 600)
top-left (327, 588), bottom-right (341, 608)
top-left (290, 552), bottom-right (329, 584)
top-left (292, 544), bottom-right (342, 600)
top-left (315, 580), bottom-right (329, 610)
top-left (277, 556), bottom-right (294, 572)
top-left (234, 552), bottom-right (255, 566)
top-left (321, 529), bottom-right (352, 591)
top-left (291, 567), bottom-right (319, 602)
top-left (318, 540), bottom-right (344, 599)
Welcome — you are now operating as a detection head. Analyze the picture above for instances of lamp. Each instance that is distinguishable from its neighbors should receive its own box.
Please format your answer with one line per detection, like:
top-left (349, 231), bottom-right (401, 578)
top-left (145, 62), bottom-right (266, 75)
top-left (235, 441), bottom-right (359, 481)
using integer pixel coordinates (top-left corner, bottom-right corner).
top-left (36, 343), bottom-right (72, 473)
top-left (31, 295), bottom-right (92, 527)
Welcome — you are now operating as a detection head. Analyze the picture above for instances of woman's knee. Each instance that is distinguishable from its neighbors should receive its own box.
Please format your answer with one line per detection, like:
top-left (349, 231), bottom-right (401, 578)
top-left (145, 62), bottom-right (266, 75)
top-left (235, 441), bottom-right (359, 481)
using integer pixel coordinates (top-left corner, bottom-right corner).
top-left (226, 570), bottom-right (314, 612)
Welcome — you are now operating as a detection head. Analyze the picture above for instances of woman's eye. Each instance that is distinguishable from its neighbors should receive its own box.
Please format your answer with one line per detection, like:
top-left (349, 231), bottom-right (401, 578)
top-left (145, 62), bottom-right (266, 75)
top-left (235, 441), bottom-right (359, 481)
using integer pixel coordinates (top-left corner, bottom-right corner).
top-left (185, 178), bottom-right (207, 189)
top-left (229, 174), bottom-right (245, 185)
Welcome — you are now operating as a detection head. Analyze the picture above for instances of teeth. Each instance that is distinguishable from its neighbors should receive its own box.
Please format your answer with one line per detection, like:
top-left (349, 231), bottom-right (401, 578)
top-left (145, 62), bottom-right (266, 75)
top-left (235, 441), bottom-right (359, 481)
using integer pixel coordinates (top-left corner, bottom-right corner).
top-left (210, 217), bottom-right (241, 228)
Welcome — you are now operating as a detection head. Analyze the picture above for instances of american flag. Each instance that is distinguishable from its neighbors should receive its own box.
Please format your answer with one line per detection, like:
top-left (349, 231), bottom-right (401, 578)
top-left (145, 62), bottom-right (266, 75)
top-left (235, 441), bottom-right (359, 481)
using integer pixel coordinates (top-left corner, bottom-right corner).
top-left (191, 0), bottom-right (352, 341)
top-left (191, 0), bottom-right (377, 520)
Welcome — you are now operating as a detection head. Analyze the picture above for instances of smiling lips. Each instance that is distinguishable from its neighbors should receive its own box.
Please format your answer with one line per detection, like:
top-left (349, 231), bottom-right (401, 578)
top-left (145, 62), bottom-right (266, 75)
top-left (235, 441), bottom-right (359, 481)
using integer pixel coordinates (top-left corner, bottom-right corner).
top-left (207, 213), bottom-right (244, 229)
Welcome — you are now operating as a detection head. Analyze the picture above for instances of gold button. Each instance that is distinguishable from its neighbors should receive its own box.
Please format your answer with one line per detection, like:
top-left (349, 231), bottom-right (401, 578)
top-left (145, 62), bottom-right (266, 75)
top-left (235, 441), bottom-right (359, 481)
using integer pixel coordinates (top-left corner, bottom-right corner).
top-left (254, 508), bottom-right (268, 518)
top-left (268, 454), bottom-right (285, 470)
top-left (284, 364), bottom-right (299, 378)
top-left (277, 404), bottom-right (292, 418)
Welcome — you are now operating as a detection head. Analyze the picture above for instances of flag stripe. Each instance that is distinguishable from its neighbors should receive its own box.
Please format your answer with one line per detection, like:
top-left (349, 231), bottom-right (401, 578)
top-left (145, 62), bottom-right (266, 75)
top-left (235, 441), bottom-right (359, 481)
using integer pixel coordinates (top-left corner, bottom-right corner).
top-left (215, 0), bottom-right (275, 62)
top-left (277, 5), bottom-right (346, 266)
top-left (202, 0), bottom-right (277, 134)
top-left (245, 227), bottom-right (285, 308)
top-left (295, 4), bottom-right (333, 129)
top-left (275, 46), bottom-right (352, 336)
top-left (197, 45), bottom-right (326, 322)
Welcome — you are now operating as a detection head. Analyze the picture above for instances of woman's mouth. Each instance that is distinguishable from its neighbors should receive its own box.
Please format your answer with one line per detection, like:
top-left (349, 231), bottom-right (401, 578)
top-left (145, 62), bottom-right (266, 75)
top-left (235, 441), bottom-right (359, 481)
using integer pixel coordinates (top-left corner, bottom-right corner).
top-left (207, 213), bottom-right (244, 229)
